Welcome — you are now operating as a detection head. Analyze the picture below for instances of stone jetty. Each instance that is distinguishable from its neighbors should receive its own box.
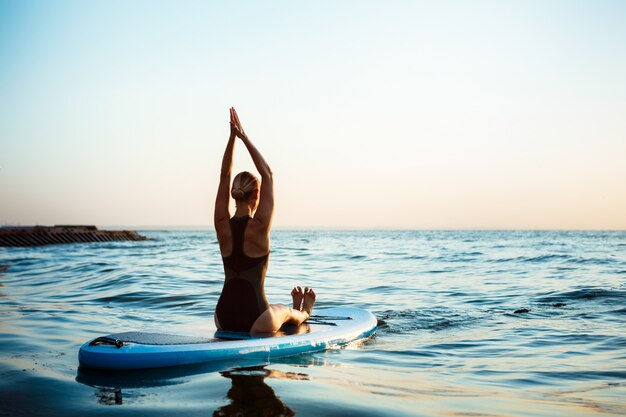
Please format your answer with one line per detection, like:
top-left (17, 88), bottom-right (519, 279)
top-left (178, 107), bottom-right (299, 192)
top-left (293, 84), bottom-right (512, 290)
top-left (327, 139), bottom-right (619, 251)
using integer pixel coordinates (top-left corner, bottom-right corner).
top-left (0, 225), bottom-right (147, 247)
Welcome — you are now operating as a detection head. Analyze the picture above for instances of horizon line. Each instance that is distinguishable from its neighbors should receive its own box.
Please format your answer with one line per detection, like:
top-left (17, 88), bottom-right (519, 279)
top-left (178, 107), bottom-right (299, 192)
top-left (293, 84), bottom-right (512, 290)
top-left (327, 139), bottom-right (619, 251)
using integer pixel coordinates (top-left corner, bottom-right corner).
top-left (2, 224), bottom-right (625, 232)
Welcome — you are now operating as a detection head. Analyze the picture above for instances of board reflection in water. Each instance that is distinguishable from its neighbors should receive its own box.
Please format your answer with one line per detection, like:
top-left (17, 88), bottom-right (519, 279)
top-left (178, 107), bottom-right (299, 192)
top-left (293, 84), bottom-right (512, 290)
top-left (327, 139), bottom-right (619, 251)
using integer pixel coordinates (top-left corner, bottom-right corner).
top-left (76, 355), bottom-right (326, 413)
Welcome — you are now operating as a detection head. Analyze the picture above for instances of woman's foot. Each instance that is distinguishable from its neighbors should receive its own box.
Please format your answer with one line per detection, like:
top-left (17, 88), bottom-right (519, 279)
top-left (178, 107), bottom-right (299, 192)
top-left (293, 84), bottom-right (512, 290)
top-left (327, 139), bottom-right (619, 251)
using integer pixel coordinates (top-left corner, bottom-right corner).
top-left (303, 287), bottom-right (316, 316)
top-left (291, 286), bottom-right (304, 311)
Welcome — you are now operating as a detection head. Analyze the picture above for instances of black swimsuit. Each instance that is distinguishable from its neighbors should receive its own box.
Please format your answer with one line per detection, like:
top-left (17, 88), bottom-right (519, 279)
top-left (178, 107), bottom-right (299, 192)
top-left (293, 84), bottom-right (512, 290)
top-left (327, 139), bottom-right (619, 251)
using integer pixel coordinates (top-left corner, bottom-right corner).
top-left (215, 216), bottom-right (269, 332)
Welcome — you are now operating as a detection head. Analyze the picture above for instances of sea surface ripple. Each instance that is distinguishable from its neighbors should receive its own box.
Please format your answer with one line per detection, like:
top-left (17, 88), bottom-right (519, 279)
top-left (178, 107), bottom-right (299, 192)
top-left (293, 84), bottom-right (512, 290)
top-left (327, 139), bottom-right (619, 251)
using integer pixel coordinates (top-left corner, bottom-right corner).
top-left (1, 230), bottom-right (625, 416)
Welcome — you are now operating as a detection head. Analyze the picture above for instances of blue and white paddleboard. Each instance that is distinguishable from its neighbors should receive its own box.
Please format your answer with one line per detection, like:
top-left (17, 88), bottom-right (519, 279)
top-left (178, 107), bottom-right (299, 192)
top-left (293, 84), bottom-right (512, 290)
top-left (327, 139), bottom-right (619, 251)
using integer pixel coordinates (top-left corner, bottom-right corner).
top-left (79, 307), bottom-right (377, 370)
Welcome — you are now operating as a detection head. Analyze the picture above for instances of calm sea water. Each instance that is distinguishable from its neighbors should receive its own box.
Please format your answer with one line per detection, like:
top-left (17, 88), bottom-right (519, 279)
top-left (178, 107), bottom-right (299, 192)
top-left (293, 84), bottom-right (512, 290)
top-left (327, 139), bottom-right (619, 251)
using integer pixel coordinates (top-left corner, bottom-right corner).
top-left (1, 230), bottom-right (625, 416)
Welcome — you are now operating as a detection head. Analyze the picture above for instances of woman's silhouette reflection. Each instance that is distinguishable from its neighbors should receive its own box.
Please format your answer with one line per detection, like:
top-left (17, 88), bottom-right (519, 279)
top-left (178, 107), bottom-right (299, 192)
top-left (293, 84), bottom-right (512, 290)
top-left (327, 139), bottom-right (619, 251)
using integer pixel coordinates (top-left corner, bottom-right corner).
top-left (214, 365), bottom-right (309, 417)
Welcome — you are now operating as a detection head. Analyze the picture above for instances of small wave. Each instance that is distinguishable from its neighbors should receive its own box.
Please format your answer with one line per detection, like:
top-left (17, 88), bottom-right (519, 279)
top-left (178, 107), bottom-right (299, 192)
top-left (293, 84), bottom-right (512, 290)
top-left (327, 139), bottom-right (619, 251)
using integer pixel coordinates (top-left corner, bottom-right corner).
top-left (596, 336), bottom-right (626, 349)
top-left (424, 341), bottom-right (484, 350)
top-left (2, 256), bottom-right (41, 263)
top-left (360, 349), bottom-right (438, 359)
top-left (425, 268), bottom-right (455, 274)
top-left (568, 257), bottom-right (618, 265)
top-left (94, 291), bottom-right (201, 309)
top-left (376, 308), bottom-right (485, 334)
top-left (2, 257), bottom-right (45, 269)
top-left (488, 254), bottom-right (572, 264)
top-left (536, 288), bottom-right (626, 304)
top-left (82, 272), bottom-right (143, 291)
top-left (432, 252), bottom-right (484, 263)
top-left (486, 256), bottom-right (520, 263)
top-left (381, 251), bottom-right (407, 256)
top-left (534, 369), bottom-right (626, 381)
top-left (99, 267), bottom-right (121, 273)
top-left (363, 285), bottom-right (399, 292)
top-left (276, 246), bottom-right (309, 252)
top-left (402, 255), bottom-right (426, 260)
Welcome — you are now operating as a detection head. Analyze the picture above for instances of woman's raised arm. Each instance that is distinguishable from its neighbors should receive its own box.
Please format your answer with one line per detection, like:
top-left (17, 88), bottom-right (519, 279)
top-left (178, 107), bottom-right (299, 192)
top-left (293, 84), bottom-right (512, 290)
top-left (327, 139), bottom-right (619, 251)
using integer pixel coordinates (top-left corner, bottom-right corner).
top-left (213, 111), bottom-right (237, 229)
top-left (231, 108), bottom-right (274, 229)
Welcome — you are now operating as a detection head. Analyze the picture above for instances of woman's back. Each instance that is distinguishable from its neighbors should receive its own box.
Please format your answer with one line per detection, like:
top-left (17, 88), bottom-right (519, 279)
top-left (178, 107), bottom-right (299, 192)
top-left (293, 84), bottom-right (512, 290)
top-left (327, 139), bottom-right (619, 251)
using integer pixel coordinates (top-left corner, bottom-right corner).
top-left (217, 216), bottom-right (270, 258)
top-left (216, 216), bottom-right (269, 332)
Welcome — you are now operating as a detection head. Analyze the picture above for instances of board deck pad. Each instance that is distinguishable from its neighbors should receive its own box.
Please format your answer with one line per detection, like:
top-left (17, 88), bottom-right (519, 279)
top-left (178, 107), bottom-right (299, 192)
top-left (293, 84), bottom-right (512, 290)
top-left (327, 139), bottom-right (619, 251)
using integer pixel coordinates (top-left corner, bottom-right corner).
top-left (79, 307), bottom-right (377, 370)
top-left (94, 331), bottom-right (221, 345)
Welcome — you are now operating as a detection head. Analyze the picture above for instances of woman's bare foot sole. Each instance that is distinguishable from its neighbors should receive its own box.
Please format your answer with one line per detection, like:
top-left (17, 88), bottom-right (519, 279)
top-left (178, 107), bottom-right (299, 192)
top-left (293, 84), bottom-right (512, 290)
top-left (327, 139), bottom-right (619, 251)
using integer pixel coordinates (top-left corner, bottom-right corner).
top-left (291, 286), bottom-right (304, 310)
top-left (303, 287), bottom-right (316, 316)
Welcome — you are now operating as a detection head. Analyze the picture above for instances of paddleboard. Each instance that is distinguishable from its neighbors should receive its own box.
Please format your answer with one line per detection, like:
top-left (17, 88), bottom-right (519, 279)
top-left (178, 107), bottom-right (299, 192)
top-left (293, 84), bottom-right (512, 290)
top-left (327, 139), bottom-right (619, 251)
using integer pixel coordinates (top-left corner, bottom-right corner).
top-left (78, 307), bottom-right (377, 370)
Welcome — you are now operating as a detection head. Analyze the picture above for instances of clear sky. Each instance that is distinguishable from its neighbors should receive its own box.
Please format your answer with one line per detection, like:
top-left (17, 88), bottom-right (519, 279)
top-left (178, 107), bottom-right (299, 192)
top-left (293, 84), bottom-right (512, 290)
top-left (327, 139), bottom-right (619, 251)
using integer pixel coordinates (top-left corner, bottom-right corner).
top-left (1, 1), bottom-right (625, 229)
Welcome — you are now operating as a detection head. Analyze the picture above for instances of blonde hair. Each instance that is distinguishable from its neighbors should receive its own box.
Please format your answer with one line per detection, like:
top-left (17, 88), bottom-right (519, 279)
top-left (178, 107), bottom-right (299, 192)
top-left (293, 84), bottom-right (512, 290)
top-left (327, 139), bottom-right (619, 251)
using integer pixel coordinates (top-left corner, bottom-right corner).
top-left (231, 171), bottom-right (260, 202)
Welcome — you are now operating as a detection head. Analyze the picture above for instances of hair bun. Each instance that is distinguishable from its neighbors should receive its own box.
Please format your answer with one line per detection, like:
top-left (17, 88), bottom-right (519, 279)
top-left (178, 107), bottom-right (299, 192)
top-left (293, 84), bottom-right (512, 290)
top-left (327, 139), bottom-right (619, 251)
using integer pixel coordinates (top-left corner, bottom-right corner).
top-left (231, 188), bottom-right (245, 200)
top-left (231, 171), bottom-right (260, 202)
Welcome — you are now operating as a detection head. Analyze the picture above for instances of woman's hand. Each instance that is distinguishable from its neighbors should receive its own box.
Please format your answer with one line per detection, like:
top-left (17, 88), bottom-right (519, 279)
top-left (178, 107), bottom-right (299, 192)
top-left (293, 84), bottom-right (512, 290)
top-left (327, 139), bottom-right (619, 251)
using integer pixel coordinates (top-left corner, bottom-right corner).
top-left (229, 107), bottom-right (247, 140)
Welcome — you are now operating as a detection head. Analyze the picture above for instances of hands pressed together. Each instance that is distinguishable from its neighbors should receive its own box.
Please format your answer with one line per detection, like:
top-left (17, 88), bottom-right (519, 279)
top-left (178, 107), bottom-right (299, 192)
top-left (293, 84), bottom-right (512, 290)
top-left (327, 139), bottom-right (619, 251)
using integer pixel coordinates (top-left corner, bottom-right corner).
top-left (225, 106), bottom-right (271, 179)
top-left (229, 107), bottom-right (247, 140)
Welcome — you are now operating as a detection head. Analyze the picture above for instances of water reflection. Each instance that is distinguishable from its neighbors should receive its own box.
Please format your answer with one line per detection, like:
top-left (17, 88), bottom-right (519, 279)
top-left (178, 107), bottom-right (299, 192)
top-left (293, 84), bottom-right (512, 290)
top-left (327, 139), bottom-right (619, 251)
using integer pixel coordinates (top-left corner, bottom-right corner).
top-left (95, 387), bottom-right (123, 405)
top-left (85, 364), bottom-right (305, 412)
top-left (214, 365), bottom-right (308, 417)
top-left (77, 356), bottom-right (321, 412)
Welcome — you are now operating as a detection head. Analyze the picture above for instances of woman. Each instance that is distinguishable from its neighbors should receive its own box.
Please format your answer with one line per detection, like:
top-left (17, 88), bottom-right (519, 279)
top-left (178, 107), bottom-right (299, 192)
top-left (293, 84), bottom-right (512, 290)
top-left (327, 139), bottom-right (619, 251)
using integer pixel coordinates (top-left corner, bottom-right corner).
top-left (213, 107), bottom-right (316, 333)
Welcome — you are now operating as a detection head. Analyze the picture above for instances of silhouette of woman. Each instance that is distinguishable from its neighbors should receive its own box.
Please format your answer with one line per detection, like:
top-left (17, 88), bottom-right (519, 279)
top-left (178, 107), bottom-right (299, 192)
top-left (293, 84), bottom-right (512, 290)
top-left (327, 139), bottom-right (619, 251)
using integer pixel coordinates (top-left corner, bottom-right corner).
top-left (213, 108), bottom-right (316, 333)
